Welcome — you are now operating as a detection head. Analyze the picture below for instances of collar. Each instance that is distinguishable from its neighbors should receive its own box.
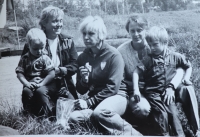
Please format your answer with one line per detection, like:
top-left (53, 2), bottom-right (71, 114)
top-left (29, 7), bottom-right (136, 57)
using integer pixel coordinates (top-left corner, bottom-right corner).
top-left (149, 47), bottom-right (170, 58)
top-left (83, 40), bottom-right (108, 56)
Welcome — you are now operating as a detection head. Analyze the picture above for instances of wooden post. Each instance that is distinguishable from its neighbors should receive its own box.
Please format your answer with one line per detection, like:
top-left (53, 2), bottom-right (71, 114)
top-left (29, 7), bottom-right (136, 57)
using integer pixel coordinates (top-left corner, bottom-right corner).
top-left (13, 9), bottom-right (21, 49)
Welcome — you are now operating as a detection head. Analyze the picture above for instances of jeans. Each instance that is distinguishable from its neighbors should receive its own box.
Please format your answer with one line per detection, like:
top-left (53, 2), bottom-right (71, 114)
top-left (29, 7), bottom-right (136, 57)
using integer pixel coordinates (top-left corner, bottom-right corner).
top-left (69, 94), bottom-right (142, 135)
top-left (22, 82), bottom-right (58, 117)
top-left (146, 93), bottom-right (184, 136)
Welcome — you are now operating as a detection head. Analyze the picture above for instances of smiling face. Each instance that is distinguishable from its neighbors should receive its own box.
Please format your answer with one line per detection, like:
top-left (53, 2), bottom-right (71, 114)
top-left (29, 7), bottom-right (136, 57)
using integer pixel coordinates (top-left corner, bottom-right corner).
top-left (128, 22), bottom-right (146, 45)
top-left (29, 40), bottom-right (45, 58)
top-left (44, 15), bottom-right (63, 39)
top-left (147, 38), bottom-right (165, 56)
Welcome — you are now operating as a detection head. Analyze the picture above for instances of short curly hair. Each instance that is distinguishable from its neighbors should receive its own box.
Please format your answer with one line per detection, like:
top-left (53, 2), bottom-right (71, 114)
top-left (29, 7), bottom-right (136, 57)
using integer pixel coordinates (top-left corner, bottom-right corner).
top-left (39, 6), bottom-right (64, 30)
top-left (26, 28), bottom-right (46, 47)
top-left (125, 15), bottom-right (148, 32)
top-left (79, 16), bottom-right (107, 40)
top-left (146, 26), bottom-right (169, 45)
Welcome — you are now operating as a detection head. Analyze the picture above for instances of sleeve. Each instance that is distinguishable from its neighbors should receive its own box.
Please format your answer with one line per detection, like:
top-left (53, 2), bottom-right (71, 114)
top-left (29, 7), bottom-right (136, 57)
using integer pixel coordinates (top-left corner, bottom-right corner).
top-left (176, 53), bottom-right (191, 69)
top-left (21, 43), bottom-right (29, 56)
top-left (63, 39), bottom-right (78, 76)
top-left (15, 57), bottom-right (25, 74)
top-left (86, 53), bottom-right (125, 109)
top-left (76, 54), bottom-right (89, 95)
top-left (43, 55), bottom-right (54, 73)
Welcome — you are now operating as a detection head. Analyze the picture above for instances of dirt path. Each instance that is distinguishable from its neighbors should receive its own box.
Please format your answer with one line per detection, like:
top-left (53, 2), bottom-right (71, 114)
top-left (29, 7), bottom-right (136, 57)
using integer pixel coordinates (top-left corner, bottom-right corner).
top-left (0, 56), bottom-right (22, 111)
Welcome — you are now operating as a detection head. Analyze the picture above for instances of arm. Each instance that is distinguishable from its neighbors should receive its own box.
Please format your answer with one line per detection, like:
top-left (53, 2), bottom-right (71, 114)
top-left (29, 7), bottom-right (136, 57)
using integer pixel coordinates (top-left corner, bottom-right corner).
top-left (38, 70), bottom-right (55, 87)
top-left (57, 40), bottom-right (78, 77)
top-left (38, 55), bottom-right (55, 87)
top-left (132, 68), bottom-right (141, 102)
top-left (182, 61), bottom-right (192, 85)
top-left (169, 68), bottom-right (184, 89)
top-left (76, 68), bottom-right (89, 95)
top-left (17, 73), bottom-right (36, 89)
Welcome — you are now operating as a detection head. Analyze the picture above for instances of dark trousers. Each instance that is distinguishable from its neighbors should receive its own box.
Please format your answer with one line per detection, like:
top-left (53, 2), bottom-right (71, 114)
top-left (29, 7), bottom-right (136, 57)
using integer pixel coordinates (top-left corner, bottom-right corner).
top-left (146, 93), bottom-right (184, 136)
top-left (22, 79), bottom-right (76, 117)
top-left (22, 82), bottom-right (58, 117)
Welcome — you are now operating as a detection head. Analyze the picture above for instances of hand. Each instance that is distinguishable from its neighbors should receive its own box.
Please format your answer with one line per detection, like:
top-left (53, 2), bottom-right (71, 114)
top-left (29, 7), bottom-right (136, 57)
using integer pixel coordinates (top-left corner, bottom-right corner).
top-left (35, 83), bottom-right (42, 88)
top-left (129, 95), bottom-right (151, 118)
top-left (74, 99), bottom-right (88, 110)
top-left (182, 79), bottom-right (192, 86)
top-left (133, 90), bottom-right (141, 103)
top-left (164, 87), bottom-right (175, 105)
top-left (25, 82), bottom-right (37, 90)
top-left (55, 67), bottom-right (60, 76)
top-left (55, 67), bottom-right (67, 76)
top-left (79, 66), bottom-right (90, 83)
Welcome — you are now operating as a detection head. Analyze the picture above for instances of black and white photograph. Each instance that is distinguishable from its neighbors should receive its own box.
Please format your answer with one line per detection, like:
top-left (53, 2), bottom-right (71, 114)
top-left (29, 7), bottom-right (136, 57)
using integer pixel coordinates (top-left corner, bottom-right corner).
top-left (0, 0), bottom-right (200, 136)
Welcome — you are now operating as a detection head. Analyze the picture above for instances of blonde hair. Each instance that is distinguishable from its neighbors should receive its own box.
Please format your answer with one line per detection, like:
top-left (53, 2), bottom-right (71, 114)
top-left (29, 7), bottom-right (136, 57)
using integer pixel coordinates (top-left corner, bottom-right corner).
top-left (39, 6), bottom-right (64, 30)
top-left (79, 16), bottom-right (107, 40)
top-left (145, 26), bottom-right (169, 45)
top-left (125, 15), bottom-right (148, 32)
top-left (26, 28), bottom-right (46, 46)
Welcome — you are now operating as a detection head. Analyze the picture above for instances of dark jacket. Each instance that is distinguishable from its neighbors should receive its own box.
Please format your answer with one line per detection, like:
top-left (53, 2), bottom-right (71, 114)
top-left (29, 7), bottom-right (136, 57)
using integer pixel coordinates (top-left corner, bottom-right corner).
top-left (21, 33), bottom-right (78, 99)
top-left (76, 42), bottom-right (127, 109)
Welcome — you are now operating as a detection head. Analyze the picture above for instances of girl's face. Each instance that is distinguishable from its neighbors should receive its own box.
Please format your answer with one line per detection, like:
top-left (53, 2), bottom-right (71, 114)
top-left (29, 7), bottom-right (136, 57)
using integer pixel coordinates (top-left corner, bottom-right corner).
top-left (147, 38), bottom-right (165, 56)
top-left (82, 29), bottom-right (101, 49)
top-left (44, 15), bottom-right (63, 39)
top-left (29, 40), bottom-right (45, 58)
top-left (128, 22), bottom-right (146, 45)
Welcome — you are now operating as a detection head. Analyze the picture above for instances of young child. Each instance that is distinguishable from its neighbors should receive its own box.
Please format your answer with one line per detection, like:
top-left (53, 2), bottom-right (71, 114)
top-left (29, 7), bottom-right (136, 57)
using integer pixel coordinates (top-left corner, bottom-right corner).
top-left (16, 28), bottom-right (55, 116)
top-left (132, 26), bottom-right (192, 136)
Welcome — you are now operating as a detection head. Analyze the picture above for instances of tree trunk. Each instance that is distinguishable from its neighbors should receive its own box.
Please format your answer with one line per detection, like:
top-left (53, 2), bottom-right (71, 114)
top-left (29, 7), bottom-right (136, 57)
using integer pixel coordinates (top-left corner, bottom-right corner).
top-left (116, 0), bottom-right (119, 15)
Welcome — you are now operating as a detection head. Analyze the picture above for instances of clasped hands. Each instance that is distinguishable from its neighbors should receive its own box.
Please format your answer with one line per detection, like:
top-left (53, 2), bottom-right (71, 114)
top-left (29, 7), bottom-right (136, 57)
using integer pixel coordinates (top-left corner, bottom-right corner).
top-left (25, 82), bottom-right (42, 90)
top-left (25, 77), bottom-right (43, 90)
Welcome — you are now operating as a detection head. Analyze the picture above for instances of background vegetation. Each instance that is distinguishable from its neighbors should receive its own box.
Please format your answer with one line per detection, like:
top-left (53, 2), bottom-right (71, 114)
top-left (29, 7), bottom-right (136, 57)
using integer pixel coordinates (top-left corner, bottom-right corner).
top-left (1, 0), bottom-right (200, 135)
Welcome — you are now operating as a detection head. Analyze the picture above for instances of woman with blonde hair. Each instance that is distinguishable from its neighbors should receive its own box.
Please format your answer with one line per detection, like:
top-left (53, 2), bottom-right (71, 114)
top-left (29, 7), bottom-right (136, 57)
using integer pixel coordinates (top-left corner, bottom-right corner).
top-left (69, 15), bottom-right (142, 135)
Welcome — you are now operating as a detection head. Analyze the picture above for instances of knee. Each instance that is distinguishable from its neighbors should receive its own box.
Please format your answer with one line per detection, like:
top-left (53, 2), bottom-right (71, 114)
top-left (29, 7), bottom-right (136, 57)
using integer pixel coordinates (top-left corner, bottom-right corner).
top-left (35, 86), bottom-right (47, 96)
top-left (129, 96), bottom-right (151, 118)
top-left (92, 108), bottom-right (115, 122)
top-left (22, 87), bottom-right (33, 99)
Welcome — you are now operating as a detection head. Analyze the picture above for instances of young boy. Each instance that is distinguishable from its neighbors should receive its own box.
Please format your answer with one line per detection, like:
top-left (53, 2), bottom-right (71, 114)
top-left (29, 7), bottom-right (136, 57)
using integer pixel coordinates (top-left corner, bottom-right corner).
top-left (15, 28), bottom-right (55, 116)
top-left (132, 26), bottom-right (192, 136)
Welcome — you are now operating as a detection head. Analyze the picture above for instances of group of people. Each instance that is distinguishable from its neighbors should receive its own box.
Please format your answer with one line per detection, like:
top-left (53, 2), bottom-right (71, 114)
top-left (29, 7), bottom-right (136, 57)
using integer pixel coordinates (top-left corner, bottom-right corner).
top-left (15, 5), bottom-right (199, 136)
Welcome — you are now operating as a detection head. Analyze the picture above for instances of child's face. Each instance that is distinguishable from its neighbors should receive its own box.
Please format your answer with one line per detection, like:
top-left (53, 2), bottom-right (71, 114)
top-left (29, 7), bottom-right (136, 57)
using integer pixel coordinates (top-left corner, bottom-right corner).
top-left (147, 38), bottom-right (165, 56)
top-left (44, 15), bottom-right (63, 38)
top-left (29, 40), bottom-right (45, 58)
top-left (128, 22), bottom-right (146, 45)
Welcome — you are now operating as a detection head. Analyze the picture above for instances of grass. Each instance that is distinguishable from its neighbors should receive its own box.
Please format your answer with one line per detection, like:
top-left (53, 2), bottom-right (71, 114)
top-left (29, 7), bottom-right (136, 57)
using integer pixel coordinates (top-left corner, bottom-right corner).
top-left (0, 101), bottom-right (102, 135)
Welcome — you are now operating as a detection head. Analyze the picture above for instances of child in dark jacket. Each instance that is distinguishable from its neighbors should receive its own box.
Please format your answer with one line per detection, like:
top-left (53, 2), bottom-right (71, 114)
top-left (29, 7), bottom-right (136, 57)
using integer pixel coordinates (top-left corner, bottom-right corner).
top-left (132, 26), bottom-right (192, 136)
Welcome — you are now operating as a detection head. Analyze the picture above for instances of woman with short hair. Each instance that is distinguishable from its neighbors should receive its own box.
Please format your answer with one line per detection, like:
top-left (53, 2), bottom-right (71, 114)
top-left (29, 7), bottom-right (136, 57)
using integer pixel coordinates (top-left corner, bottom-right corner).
top-left (21, 6), bottom-right (78, 117)
top-left (118, 15), bottom-right (199, 136)
top-left (69, 15), bottom-right (142, 136)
